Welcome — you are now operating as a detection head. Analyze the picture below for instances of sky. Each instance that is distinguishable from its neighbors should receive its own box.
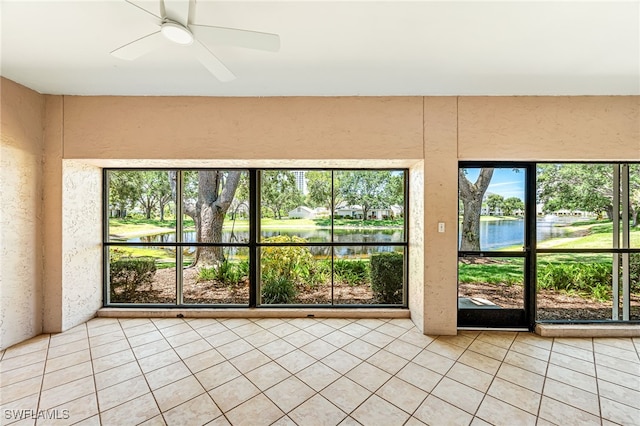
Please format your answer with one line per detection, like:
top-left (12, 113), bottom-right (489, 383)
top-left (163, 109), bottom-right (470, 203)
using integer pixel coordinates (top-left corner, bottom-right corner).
top-left (462, 167), bottom-right (525, 200)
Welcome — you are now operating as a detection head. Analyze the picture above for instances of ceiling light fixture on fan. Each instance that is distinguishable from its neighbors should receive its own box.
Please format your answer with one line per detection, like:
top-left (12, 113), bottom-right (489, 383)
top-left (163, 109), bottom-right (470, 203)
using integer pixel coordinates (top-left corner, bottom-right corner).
top-left (111, 0), bottom-right (280, 82)
top-left (160, 20), bottom-right (194, 45)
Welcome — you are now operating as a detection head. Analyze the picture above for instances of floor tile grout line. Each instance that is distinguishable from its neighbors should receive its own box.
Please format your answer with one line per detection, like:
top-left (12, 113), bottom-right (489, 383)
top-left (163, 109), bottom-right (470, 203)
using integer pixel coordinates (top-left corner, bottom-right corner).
top-left (166, 318), bottom-right (234, 424)
top-left (592, 336), bottom-right (606, 425)
top-left (464, 331), bottom-right (513, 423)
top-left (536, 336), bottom-right (555, 424)
top-left (400, 330), bottom-right (484, 422)
top-left (68, 323), bottom-right (99, 426)
top-left (227, 320), bottom-right (408, 422)
top-left (33, 333), bottom-right (52, 416)
top-left (535, 337), bottom-right (608, 424)
top-left (8, 318), bottom-right (640, 426)
top-left (593, 337), bottom-right (640, 355)
top-left (116, 317), bottom-right (170, 424)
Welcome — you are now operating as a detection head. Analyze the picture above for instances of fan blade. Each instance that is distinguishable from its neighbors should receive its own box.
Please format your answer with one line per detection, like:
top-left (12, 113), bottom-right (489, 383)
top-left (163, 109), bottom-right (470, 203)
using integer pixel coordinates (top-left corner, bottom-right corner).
top-left (193, 40), bottom-right (236, 82)
top-left (191, 24), bottom-right (280, 52)
top-left (111, 31), bottom-right (164, 60)
top-left (124, 0), bottom-right (162, 21)
top-left (164, 0), bottom-right (191, 26)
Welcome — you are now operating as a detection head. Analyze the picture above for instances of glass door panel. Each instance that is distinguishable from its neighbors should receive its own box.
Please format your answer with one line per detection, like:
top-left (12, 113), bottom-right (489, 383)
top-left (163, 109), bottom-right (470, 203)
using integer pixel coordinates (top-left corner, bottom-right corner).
top-left (458, 165), bottom-right (531, 328)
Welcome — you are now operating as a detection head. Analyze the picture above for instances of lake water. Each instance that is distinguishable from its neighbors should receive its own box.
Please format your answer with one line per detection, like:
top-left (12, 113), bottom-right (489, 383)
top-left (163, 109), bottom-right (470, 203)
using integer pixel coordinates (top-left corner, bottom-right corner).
top-left (124, 218), bottom-right (577, 254)
top-left (126, 228), bottom-right (405, 257)
top-left (471, 217), bottom-right (582, 250)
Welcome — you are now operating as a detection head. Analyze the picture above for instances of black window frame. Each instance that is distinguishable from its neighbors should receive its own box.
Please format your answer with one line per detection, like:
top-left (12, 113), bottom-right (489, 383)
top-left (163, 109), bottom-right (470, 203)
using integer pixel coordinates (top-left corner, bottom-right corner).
top-left (457, 161), bottom-right (640, 328)
top-left (103, 168), bottom-right (409, 309)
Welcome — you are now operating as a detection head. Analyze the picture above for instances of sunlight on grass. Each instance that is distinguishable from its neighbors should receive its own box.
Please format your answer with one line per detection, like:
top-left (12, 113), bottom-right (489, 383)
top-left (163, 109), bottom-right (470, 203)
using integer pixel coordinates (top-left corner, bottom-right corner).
top-left (458, 258), bottom-right (524, 285)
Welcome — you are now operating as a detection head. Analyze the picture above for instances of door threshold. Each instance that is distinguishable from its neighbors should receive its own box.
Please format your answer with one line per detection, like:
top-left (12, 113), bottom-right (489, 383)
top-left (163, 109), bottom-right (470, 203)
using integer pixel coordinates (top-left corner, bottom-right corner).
top-left (458, 327), bottom-right (529, 332)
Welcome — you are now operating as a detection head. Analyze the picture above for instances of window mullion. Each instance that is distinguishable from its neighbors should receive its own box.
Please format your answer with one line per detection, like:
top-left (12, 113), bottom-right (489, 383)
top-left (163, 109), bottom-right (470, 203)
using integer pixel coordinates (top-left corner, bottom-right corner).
top-left (176, 170), bottom-right (184, 306)
top-left (249, 169), bottom-right (258, 307)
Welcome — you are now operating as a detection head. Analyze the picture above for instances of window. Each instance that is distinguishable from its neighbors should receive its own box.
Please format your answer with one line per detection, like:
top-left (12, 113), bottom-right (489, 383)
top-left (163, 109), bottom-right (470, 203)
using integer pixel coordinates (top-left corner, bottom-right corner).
top-left (104, 169), bottom-right (408, 307)
top-left (458, 162), bottom-right (639, 327)
top-left (536, 163), bottom-right (639, 322)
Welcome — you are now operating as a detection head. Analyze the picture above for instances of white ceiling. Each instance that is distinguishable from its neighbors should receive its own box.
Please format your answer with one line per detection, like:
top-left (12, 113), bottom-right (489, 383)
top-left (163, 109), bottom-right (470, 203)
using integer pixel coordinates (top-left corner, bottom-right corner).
top-left (1, 0), bottom-right (639, 96)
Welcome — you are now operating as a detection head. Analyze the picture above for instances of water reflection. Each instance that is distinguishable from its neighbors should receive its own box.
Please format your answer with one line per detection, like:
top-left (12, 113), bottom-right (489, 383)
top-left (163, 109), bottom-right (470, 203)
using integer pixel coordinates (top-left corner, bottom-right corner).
top-left (130, 228), bottom-right (405, 245)
top-left (126, 228), bottom-right (405, 257)
top-left (459, 218), bottom-right (581, 251)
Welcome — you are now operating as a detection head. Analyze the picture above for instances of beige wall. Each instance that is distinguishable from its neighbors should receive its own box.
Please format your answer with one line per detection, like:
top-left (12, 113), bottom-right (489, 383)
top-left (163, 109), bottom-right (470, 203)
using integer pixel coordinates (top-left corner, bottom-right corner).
top-left (1, 73), bottom-right (639, 348)
top-left (459, 97), bottom-right (640, 160)
top-left (43, 95), bottom-right (63, 332)
top-left (61, 161), bottom-right (102, 330)
top-left (63, 96), bottom-right (424, 160)
top-left (0, 79), bottom-right (45, 349)
top-left (422, 97), bottom-right (460, 335)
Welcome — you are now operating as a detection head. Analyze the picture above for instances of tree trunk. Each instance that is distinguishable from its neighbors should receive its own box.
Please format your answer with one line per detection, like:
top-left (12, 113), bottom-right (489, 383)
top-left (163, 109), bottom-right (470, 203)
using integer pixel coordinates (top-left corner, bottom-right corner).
top-left (459, 168), bottom-right (494, 251)
top-left (183, 171), bottom-right (242, 269)
top-left (197, 204), bottom-right (225, 267)
top-left (605, 205), bottom-right (613, 220)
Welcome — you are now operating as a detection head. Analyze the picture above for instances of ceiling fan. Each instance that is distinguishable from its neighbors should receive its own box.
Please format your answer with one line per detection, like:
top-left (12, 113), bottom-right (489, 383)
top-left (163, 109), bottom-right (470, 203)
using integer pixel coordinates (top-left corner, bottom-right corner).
top-left (111, 0), bottom-right (280, 82)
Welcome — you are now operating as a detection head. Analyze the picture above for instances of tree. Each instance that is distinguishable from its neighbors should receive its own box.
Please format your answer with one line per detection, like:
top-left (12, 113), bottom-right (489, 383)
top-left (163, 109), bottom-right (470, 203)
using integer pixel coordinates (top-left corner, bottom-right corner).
top-left (154, 172), bottom-right (174, 221)
top-left (229, 172), bottom-right (249, 220)
top-left (629, 164), bottom-right (640, 227)
top-left (503, 197), bottom-right (524, 216)
top-left (261, 171), bottom-right (302, 219)
top-left (108, 171), bottom-right (142, 218)
top-left (305, 171), bottom-right (332, 210)
top-left (537, 164), bottom-right (640, 223)
top-left (183, 171), bottom-right (242, 267)
top-left (459, 168), bottom-right (494, 250)
top-left (537, 164), bottom-right (615, 218)
top-left (136, 171), bottom-right (172, 220)
top-left (337, 170), bottom-right (394, 221)
top-left (486, 194), bottom-right (504, 216)
top-left (388, 173), bottom-right (405, 206)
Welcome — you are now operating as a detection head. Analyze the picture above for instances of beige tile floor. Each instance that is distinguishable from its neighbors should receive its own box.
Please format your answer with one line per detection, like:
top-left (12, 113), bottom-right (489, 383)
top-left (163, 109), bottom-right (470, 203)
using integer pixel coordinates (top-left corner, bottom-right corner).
top-left (1, 317), bottom-right (639, 426)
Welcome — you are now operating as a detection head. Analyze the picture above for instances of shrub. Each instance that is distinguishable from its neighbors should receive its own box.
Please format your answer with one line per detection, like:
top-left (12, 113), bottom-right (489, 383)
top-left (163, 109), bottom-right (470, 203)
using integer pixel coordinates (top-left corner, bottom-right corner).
top-left (537, 262), bottom-right (612, 300)
top-left (299, 259), bottom-right (331, 288)
top-left (110, 256), bottom-right (156, 299)
top-left (197, 267), bottom-right (217, 282)
top-left (370, 252), bottom-right (404, 304)
top-left (334, 259), bottom-right (370, 286)
top-left (630, 253), bottom-right (640, 293)
top-left (197, 259), bottom-right (249, 285)
top-left (261, 275), bottom-right (297, 304)
top-left (261, 236), bottom-right (315, 283)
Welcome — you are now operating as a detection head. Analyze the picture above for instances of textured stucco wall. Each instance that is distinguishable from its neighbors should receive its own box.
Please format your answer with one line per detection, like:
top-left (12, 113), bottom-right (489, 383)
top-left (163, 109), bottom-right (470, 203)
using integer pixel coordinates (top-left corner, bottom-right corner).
top-left (43, 95), bottom-right (64, 332)
top-left (459, 96), bottom-right (640, 160)
top-left (408, 161), bottom-right (425, 333)
top-left (58, 94), bottom-right (639, 337)
top-left (61, 161), bottom-right (103, 330)
top-left (0, 79), bottom-right (44, 350)
top-left (3, 83), bottom-right (640, 349)
top-left (63, 96), bottom-right (424, 160)
top-left (423, 97), bottom-right (460, 335)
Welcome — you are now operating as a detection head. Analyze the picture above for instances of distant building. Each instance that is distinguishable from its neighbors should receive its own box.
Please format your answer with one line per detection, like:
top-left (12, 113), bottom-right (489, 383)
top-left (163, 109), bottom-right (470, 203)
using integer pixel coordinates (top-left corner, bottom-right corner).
top-left (334, 204), bottom-right (403, 220)
top-left (292, 171), bottom-right (307, 194)
top-left (288, 206), bottom-right (315, 219)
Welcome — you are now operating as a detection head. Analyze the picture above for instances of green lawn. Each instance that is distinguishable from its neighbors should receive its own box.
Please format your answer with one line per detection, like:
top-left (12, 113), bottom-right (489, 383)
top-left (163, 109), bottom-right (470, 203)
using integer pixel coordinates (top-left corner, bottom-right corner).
top-left (538, 221), bottom-right (640, 249)
top-left (461, 220), bottom-right (639, 289)
top-left (109, 246), bottom-right (189, 269)
top-left (108, 218), bottom-right (195, 238)
top-left (108, 216), bottom-right (404, 237)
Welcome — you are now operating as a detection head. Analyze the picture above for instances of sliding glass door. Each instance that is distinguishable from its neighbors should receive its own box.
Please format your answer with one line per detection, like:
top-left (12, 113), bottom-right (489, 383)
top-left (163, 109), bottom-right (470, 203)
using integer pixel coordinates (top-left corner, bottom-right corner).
top-left (457, 164), bottom-right (535, 328)
top-left (459, 162), bottom-right (639, 329)
top-left (536, 163), bottom-right (639, 322)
